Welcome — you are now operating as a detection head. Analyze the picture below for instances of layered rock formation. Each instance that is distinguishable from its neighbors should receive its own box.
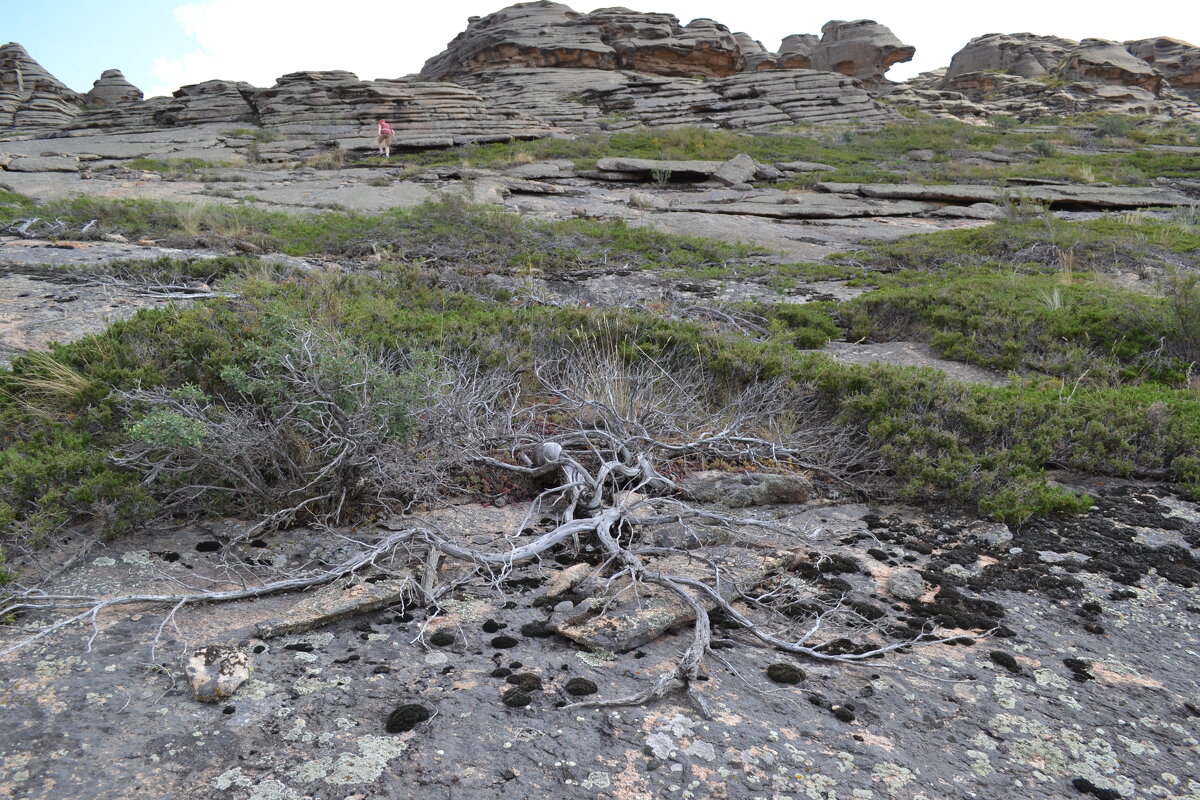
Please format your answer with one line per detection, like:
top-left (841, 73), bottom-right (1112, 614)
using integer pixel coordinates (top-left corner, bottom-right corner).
top-left (83, 69), bottom-right (143, 108)
top-left (419, 2), bottom-right (746, 80)
top-left (945, 33), bottom-right (1076, 80)
top-left (891, 31), bottom-right (1200, 121)
top-left (459, 67), bottom-right (892, 132)
top-left (0, 42), bottom-right (81, 132)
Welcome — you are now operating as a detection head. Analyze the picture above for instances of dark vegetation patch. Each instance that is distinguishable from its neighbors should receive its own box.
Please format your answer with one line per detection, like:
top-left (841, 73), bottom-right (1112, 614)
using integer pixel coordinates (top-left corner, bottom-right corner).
top-left (505, 672), bottom-right (543, 691)
top-left (501, 688), bottom-right (532, 708)
top-left (385, 703), bottom-right (432, 733)
top-left (564, 677), bottom-right (597, 696)
top-left (765, 663), bottom-right (806, 685)
top-left (428, 631), bottom-right (455, 647)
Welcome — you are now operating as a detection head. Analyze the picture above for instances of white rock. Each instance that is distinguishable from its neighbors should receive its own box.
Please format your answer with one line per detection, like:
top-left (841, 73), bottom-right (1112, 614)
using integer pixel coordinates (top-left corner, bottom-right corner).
top-left (185, 645), bottom-right (250, 703)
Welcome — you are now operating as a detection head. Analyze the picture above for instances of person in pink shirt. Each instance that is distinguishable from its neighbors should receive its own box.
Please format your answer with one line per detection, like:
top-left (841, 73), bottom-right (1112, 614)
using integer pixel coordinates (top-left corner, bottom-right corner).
top-left (377, 119), bottom-right (394, 157)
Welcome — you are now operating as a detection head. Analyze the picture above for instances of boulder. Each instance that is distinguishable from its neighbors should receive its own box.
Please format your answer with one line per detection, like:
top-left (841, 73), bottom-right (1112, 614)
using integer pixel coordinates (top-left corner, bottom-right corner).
top-left (712, 153), bottom-right (758, 187)
top-left (734, 33), bottom-right (775, 71)
top-left (185, 645), bottom-right (250, 703)
top-left (1058, 39), bottom-right (1164, 96)
top-left (83, 69), bottom-right (142, 108)
top-left (1126, 37), bottom-right (1200, 98)
top-left (887, 568), bottom-right (926, 601)
top-left (776, 34), bottom-right (818, 69)
top-left (419, 1), bottom-right (745, 80)
top-left (809, 20), bottom-right (915, 87)
top-left (945, 33), bottom-right (1078, 80)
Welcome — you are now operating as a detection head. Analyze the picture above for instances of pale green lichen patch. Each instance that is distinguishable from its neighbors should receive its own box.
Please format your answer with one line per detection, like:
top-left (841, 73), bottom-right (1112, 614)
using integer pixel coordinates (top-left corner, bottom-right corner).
top-left (91, 557), bottom-right (116, 567)
top-left (577, 648), bottom-right (617, 667)
top-left (240, 679), bottom-right (277, 700)
top-left (213, 768), bottom-right (301, 799)
top-left (120, 550), bottom-right (152, 565)
top-left (1033, 668), bottom-right (1068, 689)
top-left (966, 749), bottom-right (995, 777)
top-left (323, 735), bottom-right (408, 785)
top-left (871, 762), bottom-right (914, 792)
top-left (581, 771), bottom-right (612, 790)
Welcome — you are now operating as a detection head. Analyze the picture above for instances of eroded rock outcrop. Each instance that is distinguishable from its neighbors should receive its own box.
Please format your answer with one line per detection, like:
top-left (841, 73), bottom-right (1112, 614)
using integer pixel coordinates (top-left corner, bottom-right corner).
top-left (809, 20), bottom-right (915, 87)
top-left (1125, 37), bottom-right (1200, 99)
top-left (0, 42), bottom-right (81, 132)
top-left (1059, 38), bottom-right (1164, 95)
top-left (892, 30), bottom-right (1200, 122)
top-left (421, 2), bottom-right (914, 89)
top-left (945, 33), bottom-right (1077, 80)
top-left (84, 69), bottom-right (143, 108)
top-left (419, 1), bottom-right (746, 80)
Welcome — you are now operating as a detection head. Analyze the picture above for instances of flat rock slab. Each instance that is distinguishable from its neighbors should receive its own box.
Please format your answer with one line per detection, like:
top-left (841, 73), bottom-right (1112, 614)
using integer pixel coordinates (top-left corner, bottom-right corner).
top-left (552, 549), bottom-right (777, 652)
top-left (821, 340), bottom-right (1010, 386)
top-left (5, 155), bottom-right (80, 172)
top-left (822, 181), bottom-right (1194, 208)
top-left (2, 488), bottom-right (1199, 800)
top-left (257, 576), bottom-right (416, 639)
top-left (673, 196), bottom-right (938, 218)
top-left (595, 157), bottom-right (724, 178)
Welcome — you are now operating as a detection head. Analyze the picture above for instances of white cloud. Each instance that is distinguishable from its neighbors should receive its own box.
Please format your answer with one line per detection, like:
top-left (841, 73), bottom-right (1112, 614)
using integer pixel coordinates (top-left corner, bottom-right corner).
top-left (148, 0), bottom-right (1199, 97)
top-left (149, 0), bottom-right (451, 97)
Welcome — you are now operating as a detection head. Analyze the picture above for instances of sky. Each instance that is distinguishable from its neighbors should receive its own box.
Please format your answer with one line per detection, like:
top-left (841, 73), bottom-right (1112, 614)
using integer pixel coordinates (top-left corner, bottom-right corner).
top-left (5, 1), bottom-right (1197, 99)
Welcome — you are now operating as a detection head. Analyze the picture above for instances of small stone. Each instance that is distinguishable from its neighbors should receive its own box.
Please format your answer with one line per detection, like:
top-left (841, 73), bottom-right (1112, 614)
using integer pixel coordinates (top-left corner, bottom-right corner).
top-left (501, 688), bottom-right (532, 708)
top-left (832, 706), bottom-right (856, 723)
top-left (564, 677), bottom-right (597, 696)
top-left (185, 645), bottom-right (250, 703)
top-left (766, 663), bottom-right (806, 685)
top-left (101, 233), bottom-right (129, 244)
top-left (887, 568), bottom-right (926, 601)
top-left (385, 703), bottom-right (432, 733)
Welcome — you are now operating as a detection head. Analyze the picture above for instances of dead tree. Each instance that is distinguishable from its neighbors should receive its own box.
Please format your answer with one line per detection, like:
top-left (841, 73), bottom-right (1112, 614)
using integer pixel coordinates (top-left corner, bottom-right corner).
top-left (2, 347), bottom-right (971, 714)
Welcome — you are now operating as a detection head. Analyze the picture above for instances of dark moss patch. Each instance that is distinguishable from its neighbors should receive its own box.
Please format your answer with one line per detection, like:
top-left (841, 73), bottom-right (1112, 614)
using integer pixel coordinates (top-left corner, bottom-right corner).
top-left (832, 706), bottom-right (856, 723)
top-left (766, 663), bottom-right (806, 685)
top-left (429, 631), bottom-right (455, 647)
top-left (1063, 658), bottom-right (1095, 682)
top-left (565, 677), bottom-right (598, 696)
top-left (385, 704), bottom-right (432, 733)
top-left (501, 688), bottom-right (532, 708)
top-left (195, 541), bottom-right (220, 552)
top-left (1072, 777), bottom-right (1122, 800)
top-left (284, 642), bottom-right (315, 652)
top-left (481, 619), bottom-right (503, 633)
top-left (491, 635), bottom-right (519, 649)
top-left (505, 672), bottom-right (543, 691)
top-left (520, 621), bottom-right (554, 638)
top-left (491, 667), bottom-right (513, 678)
top-left (989, 651), bottom-right (1021, 674)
